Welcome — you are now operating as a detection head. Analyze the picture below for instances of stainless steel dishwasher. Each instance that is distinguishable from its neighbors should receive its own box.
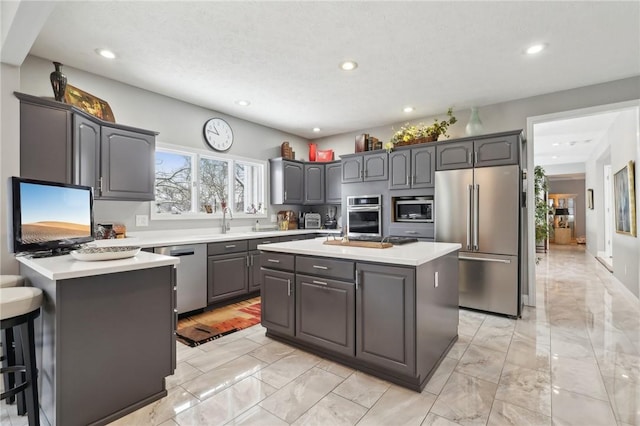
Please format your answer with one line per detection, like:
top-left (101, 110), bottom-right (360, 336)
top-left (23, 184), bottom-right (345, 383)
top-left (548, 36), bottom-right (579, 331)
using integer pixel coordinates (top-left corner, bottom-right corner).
top-left (154, 244), bottom-right (207, 314)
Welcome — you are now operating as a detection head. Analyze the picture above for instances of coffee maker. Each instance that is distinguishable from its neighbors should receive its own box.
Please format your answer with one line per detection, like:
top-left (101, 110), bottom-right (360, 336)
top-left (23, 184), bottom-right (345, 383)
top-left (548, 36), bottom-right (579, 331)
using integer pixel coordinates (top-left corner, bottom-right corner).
top-left (324, 206), bottom-right (337, 229)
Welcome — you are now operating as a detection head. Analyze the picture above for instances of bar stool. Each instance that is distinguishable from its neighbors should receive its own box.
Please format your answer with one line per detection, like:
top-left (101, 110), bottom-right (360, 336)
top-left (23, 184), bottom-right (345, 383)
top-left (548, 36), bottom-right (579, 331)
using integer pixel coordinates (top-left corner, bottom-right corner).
top-left (1, 275), bottom-right (25, 408)
top-left (1, 286), bottom-right (42, 426)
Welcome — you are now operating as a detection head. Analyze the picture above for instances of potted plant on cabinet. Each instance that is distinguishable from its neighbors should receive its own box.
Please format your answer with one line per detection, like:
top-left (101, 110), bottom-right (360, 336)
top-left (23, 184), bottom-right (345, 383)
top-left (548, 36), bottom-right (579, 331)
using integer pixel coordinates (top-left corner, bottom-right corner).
top-left (534, 165), bottom-right (553, 254)
top-left (387, 108), bottom-right (457, 152)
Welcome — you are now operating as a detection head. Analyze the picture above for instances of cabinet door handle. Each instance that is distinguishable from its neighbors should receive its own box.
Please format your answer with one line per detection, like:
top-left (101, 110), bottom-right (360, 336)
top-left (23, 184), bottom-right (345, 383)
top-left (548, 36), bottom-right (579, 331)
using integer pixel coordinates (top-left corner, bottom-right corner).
top-left (474, 151), bottom-right (478, 164)
top-left (284, 190), bottom-right (287, 200)
top-left (246, 255), bottom-right (250, 267)
top-left (99, 176), bottom-right (104, 195)
top-left (225, 244), bottom-right (236, 248)
top-left (250, 255), bottom-right (254, 266)
top-left (267, 259), bottom-right (280, 263)
top-left (312, 265), bottom-right (328, 270)
top-left (412, 175), bottom-right (416, 185)
top-left (312, 280), bottom-right (328, 286)
top-left (355, 270), bottom-right (359, 291)
top-left (467, 152), bottom-right (472, 165)
top-left (287, 279), bottom-right (291, 296)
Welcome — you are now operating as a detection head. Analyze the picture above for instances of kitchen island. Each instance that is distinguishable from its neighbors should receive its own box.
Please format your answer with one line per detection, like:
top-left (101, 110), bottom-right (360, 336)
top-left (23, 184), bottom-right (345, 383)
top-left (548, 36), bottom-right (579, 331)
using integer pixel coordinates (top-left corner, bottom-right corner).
top-left (257, 237), bottom-right (461, 391)
top-left (17, 251), bottom-right (179, 426)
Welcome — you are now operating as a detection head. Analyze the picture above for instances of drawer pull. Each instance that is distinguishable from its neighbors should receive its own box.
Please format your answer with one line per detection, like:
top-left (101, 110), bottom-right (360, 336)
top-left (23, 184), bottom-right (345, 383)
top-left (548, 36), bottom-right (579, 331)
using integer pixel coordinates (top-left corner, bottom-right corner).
top-left (312, 265), bottom-right (328, 270)
top-left (312, 280), bottom-right (328, 286)
top-left (225, 244), bottom-right (236, 248)
top-left (267, 259), bottom-right (281, 263)
top-left (262, 240), bottom-right (273, 244)
top-left (405, 231), bottom-right (418, 234)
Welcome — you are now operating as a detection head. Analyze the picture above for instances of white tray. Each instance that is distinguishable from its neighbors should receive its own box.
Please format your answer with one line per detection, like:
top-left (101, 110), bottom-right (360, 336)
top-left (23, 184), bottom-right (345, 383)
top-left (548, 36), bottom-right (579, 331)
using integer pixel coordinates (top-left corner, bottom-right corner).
top-left (70, 246), bottom-right (141, 261)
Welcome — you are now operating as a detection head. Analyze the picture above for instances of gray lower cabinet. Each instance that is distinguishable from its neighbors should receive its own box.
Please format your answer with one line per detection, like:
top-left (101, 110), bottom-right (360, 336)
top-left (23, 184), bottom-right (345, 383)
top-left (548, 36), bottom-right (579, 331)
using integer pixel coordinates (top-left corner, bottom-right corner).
top-left (248, 250), bottom-right (261, 291)
top-left (295, 274), bottom-right (355, 356)
top-left (16, 92), bottom-right (157, 201)
top-left (304, 163), bottom-right (325, 204)
top-left (261, 268), bottom-right (295, 336)
top-left (356, 262), bottom-right (415, 375)
top-left (324, 161), bottom-right (342, 204)
top-left (207, 252), bottom-right (248, 303)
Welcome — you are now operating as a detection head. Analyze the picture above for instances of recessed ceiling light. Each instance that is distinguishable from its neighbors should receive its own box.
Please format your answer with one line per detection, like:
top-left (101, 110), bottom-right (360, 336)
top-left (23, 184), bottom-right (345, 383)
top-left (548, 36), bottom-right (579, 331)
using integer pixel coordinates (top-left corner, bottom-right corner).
top-left (403, 106), bottom-right (414, 113)
top-left (312, 127), bottom-right (321, 132)
top-left (235, 100), bottom-right (250, 106)
top-left (95, 48), bottom-right (116, 59)
top-left (526, 44), bottom-right (546, 55)
top-left (552, 155), bottom-right (558, 159)
top-left (552, 142), bottom-right (559, 146)
top-left (340, 61), bottom-right (358, 71)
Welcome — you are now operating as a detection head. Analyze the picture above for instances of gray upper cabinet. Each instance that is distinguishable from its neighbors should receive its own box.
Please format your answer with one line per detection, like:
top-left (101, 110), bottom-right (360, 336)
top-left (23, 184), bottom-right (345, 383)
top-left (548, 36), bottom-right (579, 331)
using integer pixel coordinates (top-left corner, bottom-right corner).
top-left (436, 132), bottom-right (520, 171)
top-left (436, 141), bottom-right (473, 170)
top-left (341, 152), bottom-right (388, 183)
top-left (100, 127), bottom-right (155, 200)
top-left (389, 145), bottom-right (435, 189)
top-left (304, 163), bottom-right (325, 205)
top-left (324, 161), bottom-right (342, 204)
top-left (73, 115), bottom-right (101, 191)
top-left (15, 92), bottom-right (158, 200)
top-left (270, 158), bottom-right (304, 204)
top-left (474, 134), bottom-right (519, 167)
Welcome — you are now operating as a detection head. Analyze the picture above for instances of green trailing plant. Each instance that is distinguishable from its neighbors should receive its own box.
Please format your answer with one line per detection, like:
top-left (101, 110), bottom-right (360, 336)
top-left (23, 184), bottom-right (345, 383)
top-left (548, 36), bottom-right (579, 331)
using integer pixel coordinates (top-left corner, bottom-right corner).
top-left (388, 108), bottom-right (458, 149)
top-left (534, 165), bottom-right (553, 244)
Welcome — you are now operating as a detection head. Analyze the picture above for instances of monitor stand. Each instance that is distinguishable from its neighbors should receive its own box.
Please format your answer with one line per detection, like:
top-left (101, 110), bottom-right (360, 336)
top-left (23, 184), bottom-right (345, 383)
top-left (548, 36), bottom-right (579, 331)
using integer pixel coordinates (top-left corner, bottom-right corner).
top-left (28, 246), bottom-right (78, 258)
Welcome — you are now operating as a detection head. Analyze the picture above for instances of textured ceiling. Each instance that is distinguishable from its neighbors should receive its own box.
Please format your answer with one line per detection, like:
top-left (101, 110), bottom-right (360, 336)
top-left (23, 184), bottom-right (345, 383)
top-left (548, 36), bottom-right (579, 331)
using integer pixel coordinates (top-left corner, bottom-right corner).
top-left (27, 1), bottom-right (640, 141)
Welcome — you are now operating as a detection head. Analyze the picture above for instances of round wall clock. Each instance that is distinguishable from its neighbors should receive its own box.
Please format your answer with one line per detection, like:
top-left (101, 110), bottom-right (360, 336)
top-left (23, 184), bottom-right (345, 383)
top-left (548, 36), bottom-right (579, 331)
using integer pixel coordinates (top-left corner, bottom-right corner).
top-left (203, 118), bottom-right (233, 151)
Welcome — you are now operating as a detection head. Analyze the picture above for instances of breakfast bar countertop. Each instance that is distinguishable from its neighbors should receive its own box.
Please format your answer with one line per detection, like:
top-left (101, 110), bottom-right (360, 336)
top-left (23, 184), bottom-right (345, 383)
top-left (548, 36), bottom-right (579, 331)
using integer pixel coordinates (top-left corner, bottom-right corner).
top-left (258, 237), bottom-right (461, 266)
top-left (16, 251), bottom-right (179, 281)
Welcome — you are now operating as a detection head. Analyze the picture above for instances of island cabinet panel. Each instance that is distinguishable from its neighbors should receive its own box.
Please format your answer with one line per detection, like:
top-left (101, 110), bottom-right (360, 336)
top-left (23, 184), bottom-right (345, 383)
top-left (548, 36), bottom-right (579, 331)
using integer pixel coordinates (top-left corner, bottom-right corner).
top-left (248, 250), bottom-right (262, 291)
top-left (295, 274), bottom-right (355, 356)
top-left (356, 263), bottom-right (416, 376)
top-left (207, 253), bottom-right (248, 303)
top-left (261, 269), bottom-right (295, 336)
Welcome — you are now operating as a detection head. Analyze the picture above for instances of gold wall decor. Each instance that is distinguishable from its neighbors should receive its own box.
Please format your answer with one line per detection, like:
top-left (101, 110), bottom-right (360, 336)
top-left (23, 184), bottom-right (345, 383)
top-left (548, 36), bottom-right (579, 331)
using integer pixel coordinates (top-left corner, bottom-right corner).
top-left (613, 160), bottom-right (636, 237)
top-left (64, 84), bottom-right (115, 122)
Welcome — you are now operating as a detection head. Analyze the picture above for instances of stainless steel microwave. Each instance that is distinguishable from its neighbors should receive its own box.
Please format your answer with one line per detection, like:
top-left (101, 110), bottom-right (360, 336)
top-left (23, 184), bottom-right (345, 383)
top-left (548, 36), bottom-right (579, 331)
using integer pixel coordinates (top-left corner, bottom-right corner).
top-left (395, 199), bottom-right (433, 223)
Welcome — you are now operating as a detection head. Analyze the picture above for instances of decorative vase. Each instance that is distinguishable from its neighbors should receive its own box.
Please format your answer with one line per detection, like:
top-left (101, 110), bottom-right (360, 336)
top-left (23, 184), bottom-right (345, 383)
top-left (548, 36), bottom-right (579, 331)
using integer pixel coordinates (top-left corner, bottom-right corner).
top-left (308, 142), bottom-right (317, 161)
top-left (50, 62), bottom-right (67, 102)
top-left (465, 107), bottom-right (484, 136)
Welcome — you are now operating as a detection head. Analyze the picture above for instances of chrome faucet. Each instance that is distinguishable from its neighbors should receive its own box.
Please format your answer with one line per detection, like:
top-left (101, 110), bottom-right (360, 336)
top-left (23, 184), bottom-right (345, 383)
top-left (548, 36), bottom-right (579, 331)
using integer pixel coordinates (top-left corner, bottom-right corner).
top-left (221, 207), bottom-right (232, 233)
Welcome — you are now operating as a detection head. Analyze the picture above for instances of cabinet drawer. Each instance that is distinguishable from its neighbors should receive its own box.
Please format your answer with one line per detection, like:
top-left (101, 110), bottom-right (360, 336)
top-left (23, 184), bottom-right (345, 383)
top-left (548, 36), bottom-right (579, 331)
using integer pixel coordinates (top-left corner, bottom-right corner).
top-left (279, 234), bottom-right (314, 242)
top-left (207, 240), bottom-right (248, 255)
top-left (389, 223), bottom-right (434, 239)
top-left (296, 256), bottom-right (354, 281)
top-left (260, 252), bottom-right (295, 271)
top-left (248, 237), bottom-right (279, 251)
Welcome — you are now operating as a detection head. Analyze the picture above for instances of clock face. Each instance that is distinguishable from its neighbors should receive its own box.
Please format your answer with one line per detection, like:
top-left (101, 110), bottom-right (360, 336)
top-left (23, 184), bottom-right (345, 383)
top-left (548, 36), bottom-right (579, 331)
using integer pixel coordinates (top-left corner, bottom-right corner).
top-left (203, 118), bottom-right (233, 151)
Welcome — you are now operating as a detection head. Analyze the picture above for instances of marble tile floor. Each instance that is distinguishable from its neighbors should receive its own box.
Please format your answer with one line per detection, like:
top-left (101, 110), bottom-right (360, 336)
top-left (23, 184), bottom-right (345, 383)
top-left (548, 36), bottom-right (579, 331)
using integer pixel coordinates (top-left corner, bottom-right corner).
top-left (2, 244), bottom-right (638, 425)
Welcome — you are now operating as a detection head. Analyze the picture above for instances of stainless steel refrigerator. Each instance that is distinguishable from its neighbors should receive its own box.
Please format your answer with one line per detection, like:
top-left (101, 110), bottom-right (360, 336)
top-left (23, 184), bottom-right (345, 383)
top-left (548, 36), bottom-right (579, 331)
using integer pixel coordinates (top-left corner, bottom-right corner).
top-left (435, 164), bottom-right (522, 317)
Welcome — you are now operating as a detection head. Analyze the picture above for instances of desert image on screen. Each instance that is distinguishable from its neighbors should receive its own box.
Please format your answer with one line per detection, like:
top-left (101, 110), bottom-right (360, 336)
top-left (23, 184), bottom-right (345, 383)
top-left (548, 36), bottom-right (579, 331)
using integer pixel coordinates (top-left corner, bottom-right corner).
top-left (20, 221), bottom-right (91, 245)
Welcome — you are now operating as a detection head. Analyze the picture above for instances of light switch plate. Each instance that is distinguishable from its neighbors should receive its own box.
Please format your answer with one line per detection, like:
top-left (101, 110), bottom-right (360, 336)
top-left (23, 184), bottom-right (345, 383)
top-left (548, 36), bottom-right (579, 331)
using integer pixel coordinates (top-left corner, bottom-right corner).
top-left (135, 215), bottom-right (149, 227)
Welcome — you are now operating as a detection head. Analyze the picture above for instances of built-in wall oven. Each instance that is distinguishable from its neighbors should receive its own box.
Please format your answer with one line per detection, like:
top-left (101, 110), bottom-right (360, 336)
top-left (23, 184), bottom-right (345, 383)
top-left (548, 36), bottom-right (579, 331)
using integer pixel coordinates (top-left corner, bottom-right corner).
top-left (346, 195), bottom-right (382, 237)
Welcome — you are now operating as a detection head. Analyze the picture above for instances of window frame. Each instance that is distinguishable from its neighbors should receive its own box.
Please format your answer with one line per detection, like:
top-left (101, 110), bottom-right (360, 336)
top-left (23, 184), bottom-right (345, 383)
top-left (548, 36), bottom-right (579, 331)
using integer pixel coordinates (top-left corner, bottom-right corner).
top-left (151, 142), bottom-right (268, 221)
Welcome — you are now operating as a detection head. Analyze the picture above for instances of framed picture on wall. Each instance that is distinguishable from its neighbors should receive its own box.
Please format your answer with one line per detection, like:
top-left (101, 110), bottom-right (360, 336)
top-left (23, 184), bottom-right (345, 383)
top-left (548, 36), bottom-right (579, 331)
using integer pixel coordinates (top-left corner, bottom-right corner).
top-left (613, 161), bottom-right (636, 237)
top-left (587, 188), bottom-right (594, 210)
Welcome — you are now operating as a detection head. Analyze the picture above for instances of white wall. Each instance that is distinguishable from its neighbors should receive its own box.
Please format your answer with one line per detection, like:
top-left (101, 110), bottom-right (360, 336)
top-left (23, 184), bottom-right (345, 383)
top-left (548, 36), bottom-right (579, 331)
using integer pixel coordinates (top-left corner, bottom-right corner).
top-left (609, 109), bottom-right (639, 297)
top-left (585, 141), bottom-right (610, 258)
top-left (0, 63), bottom-right (21, 274)
top-left (17, 55), bottom-right (311, 232)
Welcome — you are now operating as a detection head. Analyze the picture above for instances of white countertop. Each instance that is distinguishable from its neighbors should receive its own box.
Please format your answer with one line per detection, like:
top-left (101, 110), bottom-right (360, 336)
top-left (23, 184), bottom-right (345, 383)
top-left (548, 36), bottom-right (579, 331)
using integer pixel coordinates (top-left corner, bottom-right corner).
top-left (258, 237), bottom-right (461, 266)
top-left (17, 251), bottom-right (179, 281)
top-left (92, 228), bottom-right (340, 248)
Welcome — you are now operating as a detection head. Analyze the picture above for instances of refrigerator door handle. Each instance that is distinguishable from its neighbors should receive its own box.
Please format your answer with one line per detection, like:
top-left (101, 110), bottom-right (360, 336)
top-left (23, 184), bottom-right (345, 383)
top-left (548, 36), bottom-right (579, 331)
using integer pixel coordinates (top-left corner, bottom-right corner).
top-left (466, 184), bottom-right (473, 250)
top-left (473, 184), bottom-right (479, 251)
top-left (459, 255), bottom-right (512, 264)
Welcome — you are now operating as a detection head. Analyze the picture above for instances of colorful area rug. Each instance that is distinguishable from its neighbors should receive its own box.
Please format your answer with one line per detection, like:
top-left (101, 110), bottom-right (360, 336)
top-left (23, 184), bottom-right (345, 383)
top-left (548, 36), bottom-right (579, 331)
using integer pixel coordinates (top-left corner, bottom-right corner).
top-left (176, 297), bottom-right (261, 347)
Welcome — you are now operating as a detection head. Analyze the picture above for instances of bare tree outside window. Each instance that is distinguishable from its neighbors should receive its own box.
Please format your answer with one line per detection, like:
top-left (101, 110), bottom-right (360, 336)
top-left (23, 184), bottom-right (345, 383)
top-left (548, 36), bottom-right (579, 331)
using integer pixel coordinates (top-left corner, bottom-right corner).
top-left (155, 151), bottom-right (192, 213)
top-left (199, 157), bottom-right (228, 213)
